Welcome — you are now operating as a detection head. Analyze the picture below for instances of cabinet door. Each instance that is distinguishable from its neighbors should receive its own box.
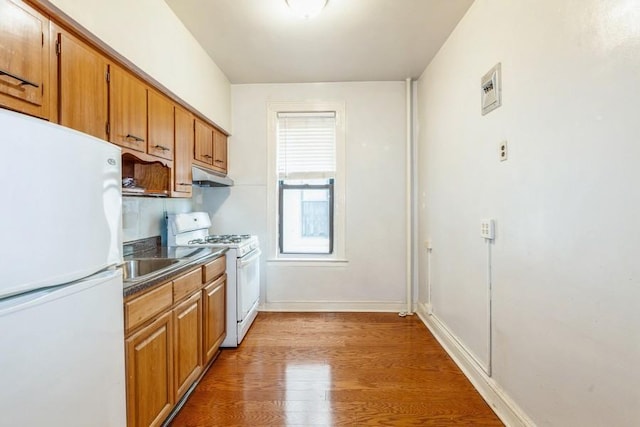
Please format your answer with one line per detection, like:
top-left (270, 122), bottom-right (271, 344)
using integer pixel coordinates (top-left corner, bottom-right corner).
top-left (212, 127), bottom-right (228, 173)
top-left (0, 0), bottom-right (49, 118)
top-left (173, 106), bottom-right (193, 196)
top-left (125, 311), bottom-right (174, 427)
top-left (148, 90), bottom-right (174, 160)
top-left (203, 274), bottom-right (226, 364)
top-left (110, 65), bottom-right (147, 152)
top-left (55, 30), bottom-right (108, 139)
top-left (194, 118), bottom-right (213, 165)
top-left (173, 292), bottom-right (203, 401)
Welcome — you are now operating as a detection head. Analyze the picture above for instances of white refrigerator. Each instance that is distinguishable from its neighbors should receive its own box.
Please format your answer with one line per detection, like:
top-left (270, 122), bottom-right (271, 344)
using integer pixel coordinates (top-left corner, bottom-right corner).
top-left (0, 109), bottom-right (126, 426)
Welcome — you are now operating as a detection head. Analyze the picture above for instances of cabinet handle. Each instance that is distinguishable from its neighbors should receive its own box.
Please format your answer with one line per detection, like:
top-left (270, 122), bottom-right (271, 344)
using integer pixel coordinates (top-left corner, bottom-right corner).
top-left (214, 160), bottom-right (224, 163)
top-left (153, 144), bottom-right (170, 151)
top-left (0, 69), bottom-right (39, 88)
top-left (125, 134), bottom-right (145, 142)
top-left (177, 183), bottom-right (193, 186)
top-left (203, 154), bottom-right (213, 159)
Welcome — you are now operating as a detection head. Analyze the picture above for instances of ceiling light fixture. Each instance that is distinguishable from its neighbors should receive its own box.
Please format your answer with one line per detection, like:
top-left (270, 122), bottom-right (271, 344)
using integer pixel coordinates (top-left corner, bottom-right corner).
top-left (285, 0), bottom-right (328, 20)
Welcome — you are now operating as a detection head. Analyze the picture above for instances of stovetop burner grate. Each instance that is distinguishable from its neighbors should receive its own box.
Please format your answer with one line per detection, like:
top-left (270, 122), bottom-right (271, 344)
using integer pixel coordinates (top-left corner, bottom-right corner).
top-left (188, 234), bottom-right (252, 245)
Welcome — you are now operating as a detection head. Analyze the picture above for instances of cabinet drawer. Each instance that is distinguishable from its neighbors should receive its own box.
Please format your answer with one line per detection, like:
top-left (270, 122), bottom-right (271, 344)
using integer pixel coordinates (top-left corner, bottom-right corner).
top-left (125, 282), bottom-right (173, 333)
top-left (173, 267), bottom-right (202, 303)
top-left (203, 255), bottom-right (226, 283)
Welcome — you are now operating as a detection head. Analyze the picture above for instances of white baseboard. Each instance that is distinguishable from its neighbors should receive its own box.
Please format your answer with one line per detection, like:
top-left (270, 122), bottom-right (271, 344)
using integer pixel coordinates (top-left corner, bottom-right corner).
top-left (261, 301), bottom-right (410, 312)
top-left (416, 303), bottom-right (535, 427)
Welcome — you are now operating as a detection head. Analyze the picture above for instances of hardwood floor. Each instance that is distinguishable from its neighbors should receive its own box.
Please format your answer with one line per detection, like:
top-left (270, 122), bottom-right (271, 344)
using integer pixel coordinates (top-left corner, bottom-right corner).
top-left (170, 312), bottom-right (503, 426)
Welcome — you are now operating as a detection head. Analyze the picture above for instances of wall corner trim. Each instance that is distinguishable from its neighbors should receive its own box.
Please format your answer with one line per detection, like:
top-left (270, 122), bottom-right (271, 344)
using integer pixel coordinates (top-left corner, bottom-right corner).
top-left (416, 303), bottom-right (535, 427)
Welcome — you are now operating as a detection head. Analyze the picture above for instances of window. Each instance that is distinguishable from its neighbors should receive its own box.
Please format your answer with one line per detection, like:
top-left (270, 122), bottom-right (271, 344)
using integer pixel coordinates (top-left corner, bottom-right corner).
top-left (267, 103), bottom-right (345, 261)
top-left (277, 112), bottom-right (335, 254)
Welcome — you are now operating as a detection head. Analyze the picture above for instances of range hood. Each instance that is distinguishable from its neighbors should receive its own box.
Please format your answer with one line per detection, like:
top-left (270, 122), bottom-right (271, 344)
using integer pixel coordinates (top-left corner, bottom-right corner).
top-left (192, 166), bottom-right (234, 187)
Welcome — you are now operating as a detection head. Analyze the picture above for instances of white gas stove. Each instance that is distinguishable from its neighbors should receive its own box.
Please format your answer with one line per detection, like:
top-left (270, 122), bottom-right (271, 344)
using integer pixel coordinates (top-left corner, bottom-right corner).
top-left (166, 212), bottom-right (260, 347)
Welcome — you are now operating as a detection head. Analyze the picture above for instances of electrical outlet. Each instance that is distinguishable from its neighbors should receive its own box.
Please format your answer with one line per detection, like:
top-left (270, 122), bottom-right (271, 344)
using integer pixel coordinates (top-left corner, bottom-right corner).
top-left (481, 219), bottom-right (495, 240)
top-left (499, 140), bottom-right (508, 161)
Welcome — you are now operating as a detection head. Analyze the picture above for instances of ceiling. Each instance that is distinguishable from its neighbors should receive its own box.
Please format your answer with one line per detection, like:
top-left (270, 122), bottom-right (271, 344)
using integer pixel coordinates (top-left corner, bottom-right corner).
top-left (165, 0), bottom-right (474, 84)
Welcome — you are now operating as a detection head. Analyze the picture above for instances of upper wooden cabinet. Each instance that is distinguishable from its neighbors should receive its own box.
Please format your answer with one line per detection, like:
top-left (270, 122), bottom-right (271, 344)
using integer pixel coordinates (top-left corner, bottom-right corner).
top-left (194, 118), bottom-right (213, 166)
top-left (1, 0), bottom-right (230, 196)
top-left (213, 128), bottom-right (228, 173)
top-left (148, 90), bottom-right (174, 161)
top-left (194, 118), bottom-right (228, 175)
top-left (109, 64), bottom-right (147, 152)
top-left (53, 27), bottom-right (108, 139)
top-left (111, 70), bottom-right (179, 155)
top-left (0, 0), bottom-right (50, 119)
top-left (173, 106), bottom-right (194, 197)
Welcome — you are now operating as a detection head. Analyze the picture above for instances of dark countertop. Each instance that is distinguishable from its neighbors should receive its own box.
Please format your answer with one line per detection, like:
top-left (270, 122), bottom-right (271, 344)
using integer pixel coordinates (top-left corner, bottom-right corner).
top-left (121, 246), bottom-right (227, 298)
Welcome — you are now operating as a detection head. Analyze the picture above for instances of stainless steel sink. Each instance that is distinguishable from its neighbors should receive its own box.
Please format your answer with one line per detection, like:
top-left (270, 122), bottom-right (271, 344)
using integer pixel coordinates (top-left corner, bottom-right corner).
top-left (121, 258), bottom-right (181, 281)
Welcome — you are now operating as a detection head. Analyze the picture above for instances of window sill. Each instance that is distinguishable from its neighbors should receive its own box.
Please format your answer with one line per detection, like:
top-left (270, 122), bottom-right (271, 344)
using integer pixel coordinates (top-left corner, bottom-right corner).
top-left (267, 258), bottom-right (349, 267)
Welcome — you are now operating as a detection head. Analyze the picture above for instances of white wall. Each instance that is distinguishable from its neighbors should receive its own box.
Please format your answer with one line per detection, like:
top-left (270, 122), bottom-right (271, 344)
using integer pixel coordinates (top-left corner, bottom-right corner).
top-left (198, 82), bottom-right (408, 311)
top-left (417, 0), bottom-right (640, 426)
top-left (45, 0), bottom-right (231, 131)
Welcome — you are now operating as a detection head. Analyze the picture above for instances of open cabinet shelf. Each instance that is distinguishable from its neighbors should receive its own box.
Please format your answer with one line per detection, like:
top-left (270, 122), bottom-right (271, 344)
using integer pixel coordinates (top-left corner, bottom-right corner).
top-left (122, 151), bottom-right (171, 197)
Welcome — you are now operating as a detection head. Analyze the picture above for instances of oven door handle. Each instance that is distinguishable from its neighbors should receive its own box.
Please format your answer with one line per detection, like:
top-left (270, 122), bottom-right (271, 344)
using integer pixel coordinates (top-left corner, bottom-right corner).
top-left (238, 248), bottom-right (261, 267)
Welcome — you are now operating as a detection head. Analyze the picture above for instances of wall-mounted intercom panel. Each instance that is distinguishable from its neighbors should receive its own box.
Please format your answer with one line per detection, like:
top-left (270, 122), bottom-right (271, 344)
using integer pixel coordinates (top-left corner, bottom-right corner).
top-left (481, 63), bottom-right (502, 115)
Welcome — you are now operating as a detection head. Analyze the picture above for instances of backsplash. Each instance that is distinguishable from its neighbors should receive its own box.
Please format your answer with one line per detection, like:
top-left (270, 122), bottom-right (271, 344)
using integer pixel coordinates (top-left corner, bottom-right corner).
top-left (122, 196), bottom-right (194, 243)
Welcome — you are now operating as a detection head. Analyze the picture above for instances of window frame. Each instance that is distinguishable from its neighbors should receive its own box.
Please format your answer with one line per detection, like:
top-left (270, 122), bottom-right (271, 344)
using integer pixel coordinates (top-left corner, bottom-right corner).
top-left (267, 101), bottom-right (346, 263)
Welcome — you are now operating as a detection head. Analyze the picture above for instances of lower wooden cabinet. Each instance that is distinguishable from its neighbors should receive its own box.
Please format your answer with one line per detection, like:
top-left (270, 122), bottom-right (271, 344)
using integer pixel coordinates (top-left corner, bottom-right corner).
top-left (173, 291), bottom-right (202, 401)
top-left (203, 274), bottom-right (226, 364)
top-left (124, 255), bottom-right (226, 427)
top-left (125, 311), bottom-right (174, 427)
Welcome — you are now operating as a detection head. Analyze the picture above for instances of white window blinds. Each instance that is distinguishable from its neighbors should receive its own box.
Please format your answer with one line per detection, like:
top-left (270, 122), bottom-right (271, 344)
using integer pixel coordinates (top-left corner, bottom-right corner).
top-left (277, 111), bottom-right (336, 179)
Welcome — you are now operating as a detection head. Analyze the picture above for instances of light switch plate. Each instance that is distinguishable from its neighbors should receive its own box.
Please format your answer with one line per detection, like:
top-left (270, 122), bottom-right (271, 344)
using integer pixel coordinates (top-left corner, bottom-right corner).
top-left (481, 63), bottom-right (502, 115)
top-left (481, 219), bottom-right (495, 240)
